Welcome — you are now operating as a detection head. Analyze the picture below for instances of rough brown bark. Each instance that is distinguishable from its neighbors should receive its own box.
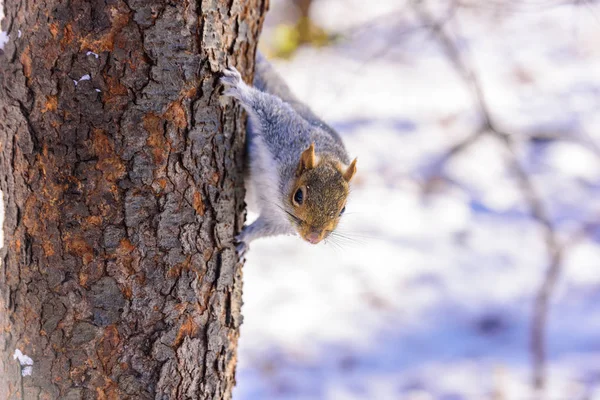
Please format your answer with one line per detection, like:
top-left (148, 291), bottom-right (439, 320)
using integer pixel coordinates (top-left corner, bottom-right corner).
top-left (0, 0), bottom-right (267, 398)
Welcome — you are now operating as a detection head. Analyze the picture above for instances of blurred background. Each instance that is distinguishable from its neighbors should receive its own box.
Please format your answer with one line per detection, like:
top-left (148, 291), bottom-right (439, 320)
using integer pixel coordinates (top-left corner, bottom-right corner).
top-left (235, 0), bottom-right (600, 399)
top-left (1, 0), bottom-right (599, 398)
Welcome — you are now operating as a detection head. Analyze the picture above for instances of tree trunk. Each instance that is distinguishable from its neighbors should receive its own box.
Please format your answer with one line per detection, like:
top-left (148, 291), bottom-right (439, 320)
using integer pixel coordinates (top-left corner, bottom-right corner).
top-left (0, 0), bottom-right (267, 398)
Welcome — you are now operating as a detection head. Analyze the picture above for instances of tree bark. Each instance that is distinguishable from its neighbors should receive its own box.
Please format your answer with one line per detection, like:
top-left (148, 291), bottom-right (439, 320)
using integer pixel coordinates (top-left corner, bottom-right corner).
top-left (0, 0), bottom-right (267, 398)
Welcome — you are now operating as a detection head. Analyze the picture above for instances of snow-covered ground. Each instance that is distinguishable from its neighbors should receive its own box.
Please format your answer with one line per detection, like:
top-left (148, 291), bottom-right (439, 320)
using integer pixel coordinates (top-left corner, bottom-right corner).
top-left (234, 1), bottom-right (600, 399)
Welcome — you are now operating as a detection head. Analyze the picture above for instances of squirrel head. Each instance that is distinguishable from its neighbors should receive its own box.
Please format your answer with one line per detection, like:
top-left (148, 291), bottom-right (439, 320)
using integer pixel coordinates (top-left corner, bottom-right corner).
top-left (287, 143), bottom-right (357, 244)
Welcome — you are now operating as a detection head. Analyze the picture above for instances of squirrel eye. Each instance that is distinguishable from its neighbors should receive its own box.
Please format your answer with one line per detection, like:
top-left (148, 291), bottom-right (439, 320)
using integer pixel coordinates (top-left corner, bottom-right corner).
top-left (339, 206), bottom-right (346, 216)
top-left (293, 188), bottom-right (304, 206)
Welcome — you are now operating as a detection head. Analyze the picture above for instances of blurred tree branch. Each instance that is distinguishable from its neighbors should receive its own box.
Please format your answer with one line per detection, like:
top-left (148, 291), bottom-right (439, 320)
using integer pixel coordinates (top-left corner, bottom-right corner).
top-left (411, 0), bottom-right (599, 394)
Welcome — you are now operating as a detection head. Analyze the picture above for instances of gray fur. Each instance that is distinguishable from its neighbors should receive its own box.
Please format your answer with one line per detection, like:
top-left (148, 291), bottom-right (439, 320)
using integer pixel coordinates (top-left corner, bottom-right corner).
top-left (221, 55), bottom-right (351, 255)
top-left (253, 53), bottom-right (346, 147)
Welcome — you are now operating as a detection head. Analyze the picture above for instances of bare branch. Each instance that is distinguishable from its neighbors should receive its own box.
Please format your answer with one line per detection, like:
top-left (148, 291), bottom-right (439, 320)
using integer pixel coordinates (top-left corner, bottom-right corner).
top-left (409, 0), bottom-right (588, 392)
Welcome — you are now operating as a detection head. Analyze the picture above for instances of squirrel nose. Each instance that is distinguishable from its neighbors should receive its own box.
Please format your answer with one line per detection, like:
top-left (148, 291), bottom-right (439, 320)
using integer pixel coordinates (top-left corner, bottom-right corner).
top-left (306, 232), bottom-right (321, 244)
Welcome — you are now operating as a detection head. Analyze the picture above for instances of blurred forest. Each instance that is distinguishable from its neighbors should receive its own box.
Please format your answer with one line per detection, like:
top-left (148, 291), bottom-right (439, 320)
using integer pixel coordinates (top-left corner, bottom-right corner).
top-left (235, 0), bottom-right (600, 399)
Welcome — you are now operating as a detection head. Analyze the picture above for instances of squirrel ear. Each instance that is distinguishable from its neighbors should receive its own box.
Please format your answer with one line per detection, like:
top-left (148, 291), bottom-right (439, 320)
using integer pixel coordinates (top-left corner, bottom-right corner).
top-left (297, 143), bottom-right (316, 175)
top-left (343, 158), bottom-right (357, 182)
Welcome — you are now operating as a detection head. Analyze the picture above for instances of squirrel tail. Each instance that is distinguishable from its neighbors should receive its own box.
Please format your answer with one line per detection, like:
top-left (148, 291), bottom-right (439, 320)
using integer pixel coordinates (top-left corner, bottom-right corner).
top-left (253, 51), bottom-right (300, 105)
top-left (253, 52), bottom-right (344, 146)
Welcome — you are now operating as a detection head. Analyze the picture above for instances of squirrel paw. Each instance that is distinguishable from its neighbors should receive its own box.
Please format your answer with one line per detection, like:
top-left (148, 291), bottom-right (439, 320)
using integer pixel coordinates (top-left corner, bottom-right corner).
top-left (220, 66), bottom-right (246, 99)
top-left (221, 66), bottom-right (242, 85)
top-left (234, 236), bottom-right (249, 259)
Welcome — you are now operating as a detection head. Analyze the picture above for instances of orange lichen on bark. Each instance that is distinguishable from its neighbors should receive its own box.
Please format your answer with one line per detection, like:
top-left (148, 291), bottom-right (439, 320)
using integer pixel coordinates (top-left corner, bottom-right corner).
top-left (41, 96), bottom-right (58, 113)
top-left (122, 284), bottom-right (132, 299)
top-left (60, 23), bottom-right (74, 49)
top-left (174, 315), bottom-right (200, 346)
top-left (193, 191), bottom-right (205, 216)
top-left (86, 216), bottom-right (103, 226)
top-left (42, 240), bottom-right (56, 257)
top-left (20, 45), bottom-right (32, 78)
top-left (49, 23), bottom-right (59, 39)
top-left (92, 129), bottom-right (126, 183)
top-left (143, 113), bottom-right (170, 165)
top-left (117, 238), bottom-right (135, 254)
top-left (167, 256), bottom-right (193, 278)
top-left (70, 358), bottom-right (94, 384)
top-left (22, 198), bottom-right (39, 235)
top-left (104, 75), bottom-right (128, 96)
top-left (173, 303), bottom-right (189, 315)
top-left (65, 235), bottom-right (94, 265)
top-left (22, 191), bottom-right (61, 239)
top-left (101, 74), bottom-right (130, 112)
top-left (164, 100), bottom-right (187, 129)
top-left (31, 146), bottom-right (67, 208)
top-left (114, 239), bottom-right (137, 278)
top-left (79, 271), bottom-right (89, 288)
top-left (80, 9), bottom-right (130, 53)
top-left (156, 178), bottom-right (168, 189)
top-left (19, 190), bottom-right (43, 264)
top-left (203, 248), bottom-right (214, 262)
top-left (64, 235), bottom-right (88, 256)
top-left (97, 325), bottom-right (120, 373)
top-left (125, 58), bottom-right (138, 73)
top-left (182, 86), bottom-right (197, 99)
top-left (96, 384), bottom-right (120, 400)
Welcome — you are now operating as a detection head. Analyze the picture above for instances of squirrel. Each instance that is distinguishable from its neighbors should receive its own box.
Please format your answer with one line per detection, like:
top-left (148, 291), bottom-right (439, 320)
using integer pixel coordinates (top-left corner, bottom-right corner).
top-left (220, 53), bottom-right (357, 256)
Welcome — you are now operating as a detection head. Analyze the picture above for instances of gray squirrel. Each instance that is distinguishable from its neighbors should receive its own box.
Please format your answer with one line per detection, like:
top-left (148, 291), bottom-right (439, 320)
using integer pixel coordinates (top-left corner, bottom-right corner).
top-left (221, 53), bottom-right (357, 255)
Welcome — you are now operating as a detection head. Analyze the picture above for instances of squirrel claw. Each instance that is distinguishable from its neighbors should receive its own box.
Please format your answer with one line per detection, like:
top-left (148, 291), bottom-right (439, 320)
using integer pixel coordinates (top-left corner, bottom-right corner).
top-left (220, 66), bottom-right (248, 101)
top-left (235, 238), bottom-right (249, 259)
top-left (220, 66), bottom-right (243, 88)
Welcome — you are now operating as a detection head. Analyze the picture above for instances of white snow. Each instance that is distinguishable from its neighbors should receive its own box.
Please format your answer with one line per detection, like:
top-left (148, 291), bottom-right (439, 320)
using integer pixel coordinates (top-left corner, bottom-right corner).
top-left (235, 0), bottom-right (600, 399)
top-left (0, 30), bottom-right (7, 51)
top-left (0, 3), bottom-right (6, 50)
top-left (544, 142), bottom-right (600, 181)
top-left (13, 349), bottom-right (33, 377)
top-left (86, 51), bottom-right (99, 58)
top-left (73, 74), bottom-right (91, 86)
